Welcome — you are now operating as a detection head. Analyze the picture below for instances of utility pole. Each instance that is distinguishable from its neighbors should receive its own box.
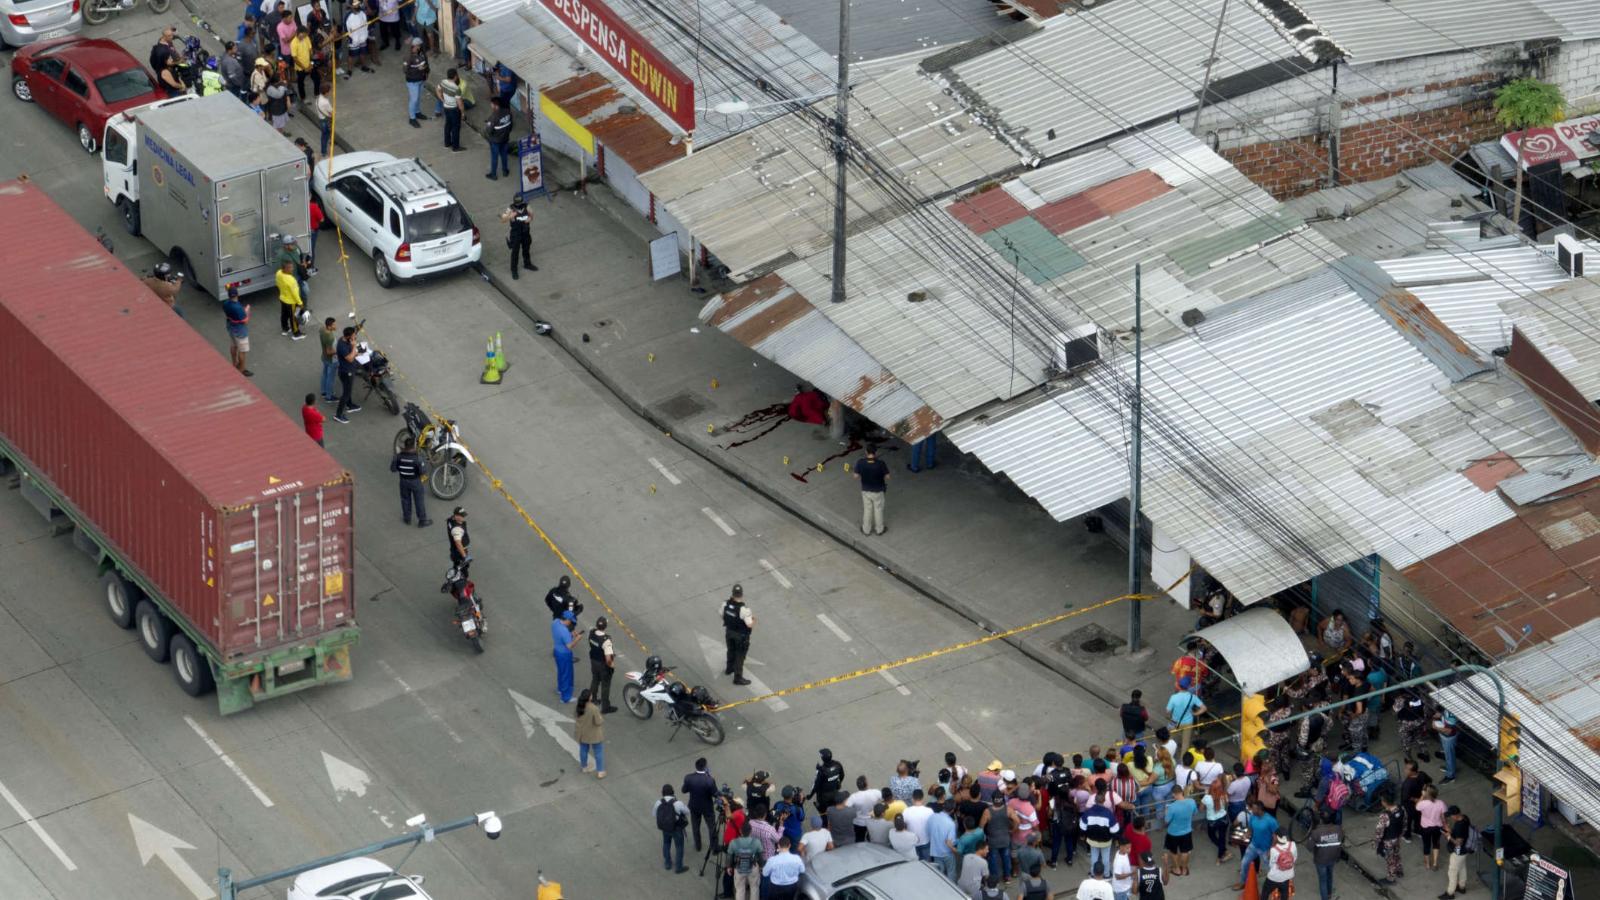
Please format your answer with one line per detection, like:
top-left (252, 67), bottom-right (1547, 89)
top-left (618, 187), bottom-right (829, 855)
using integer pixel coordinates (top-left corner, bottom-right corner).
top-left (829, 0), bottom-right (850, 304)
top-left (1128, 263), bottom-right (1143, 652)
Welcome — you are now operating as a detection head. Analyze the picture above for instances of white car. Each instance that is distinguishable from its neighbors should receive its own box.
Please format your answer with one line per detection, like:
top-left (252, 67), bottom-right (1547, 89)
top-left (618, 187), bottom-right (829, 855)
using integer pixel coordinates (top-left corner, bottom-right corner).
top-left (287, 857), bottom-right (431, 900)
top-left (313, 151), bottom-right (481, 288)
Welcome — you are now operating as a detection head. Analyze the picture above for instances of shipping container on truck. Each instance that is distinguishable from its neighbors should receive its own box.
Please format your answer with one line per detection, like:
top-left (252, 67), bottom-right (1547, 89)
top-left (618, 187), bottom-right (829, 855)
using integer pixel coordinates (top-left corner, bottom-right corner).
top-left (100, 92), bottom-right (309, 299)
top-left (0, 179), bottom-right (357, 714)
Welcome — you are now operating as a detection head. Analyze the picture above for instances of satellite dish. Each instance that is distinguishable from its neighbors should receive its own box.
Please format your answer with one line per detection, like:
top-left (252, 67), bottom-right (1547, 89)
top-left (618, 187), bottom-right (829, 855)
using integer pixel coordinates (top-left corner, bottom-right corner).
top-left (1492, 623), bottom-right (1534, 657)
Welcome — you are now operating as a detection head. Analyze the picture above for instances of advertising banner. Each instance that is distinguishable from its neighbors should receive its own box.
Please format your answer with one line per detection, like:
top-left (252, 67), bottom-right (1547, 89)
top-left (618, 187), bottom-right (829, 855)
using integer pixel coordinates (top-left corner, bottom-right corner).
top-left (539, 0), bottom-right (696, 132)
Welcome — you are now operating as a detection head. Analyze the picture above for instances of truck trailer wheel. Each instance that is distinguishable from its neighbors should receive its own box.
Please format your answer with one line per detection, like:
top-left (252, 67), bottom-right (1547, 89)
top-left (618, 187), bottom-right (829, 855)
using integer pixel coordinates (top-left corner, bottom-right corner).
top-left (170, 634), bottom-right (215, 697)
top-left (101, 570), bottom-right (139, 629)
top-left (135, 600), bottom-right (172, 662)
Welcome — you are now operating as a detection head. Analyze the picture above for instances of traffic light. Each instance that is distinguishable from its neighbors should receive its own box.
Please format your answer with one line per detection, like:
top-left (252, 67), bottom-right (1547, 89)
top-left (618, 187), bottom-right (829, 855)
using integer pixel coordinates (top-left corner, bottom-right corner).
top-left (1499, 713), bottom-right (1521, 765)
top-left (1493, 764), bottom-right (1522, 817)
top-left (1241, 693), bottom-right (1267, 765)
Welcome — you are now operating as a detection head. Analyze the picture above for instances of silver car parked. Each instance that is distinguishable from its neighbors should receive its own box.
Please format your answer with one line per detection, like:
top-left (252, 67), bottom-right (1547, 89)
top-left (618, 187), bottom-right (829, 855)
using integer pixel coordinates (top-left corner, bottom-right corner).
top-left (801, 844), bottom-right (971, 900)
top-left (0, 0), bottom-right (81, 48)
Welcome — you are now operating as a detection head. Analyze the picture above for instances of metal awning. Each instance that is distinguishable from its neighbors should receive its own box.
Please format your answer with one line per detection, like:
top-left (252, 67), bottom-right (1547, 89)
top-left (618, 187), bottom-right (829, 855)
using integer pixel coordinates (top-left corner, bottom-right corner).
top-left (1189, 608), bottom-right (1310, 694)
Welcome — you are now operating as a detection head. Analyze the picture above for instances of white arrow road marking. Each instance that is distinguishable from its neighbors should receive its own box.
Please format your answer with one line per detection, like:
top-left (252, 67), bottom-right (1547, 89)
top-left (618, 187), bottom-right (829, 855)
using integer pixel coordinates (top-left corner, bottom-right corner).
top-left (695, 633), bottom-right (788, 711)
top-left (321, 751), bottom-right (372, 800)
top-left (936, 722), bottom-right (973, 753)
top-left (758, 559), bottom-right (793, 589)
top-left (507, 689), bottom-right (583, 762)
top-left (128, 814), bottom-right (213, 899)
top-left (648, 457), bottom-right (683, 485)
top-left (700, 507), bottom-right (737, 536)
top-left (0, 779), bottom-right (75, 871)
top-left (878, 669), bottom-right (912, 696)
top-left (184, 716), bottom-right (273, 807)
top-left (378, 659), bottom-right (464, 744)
top-left (816, 613), bottom-right (851, 642)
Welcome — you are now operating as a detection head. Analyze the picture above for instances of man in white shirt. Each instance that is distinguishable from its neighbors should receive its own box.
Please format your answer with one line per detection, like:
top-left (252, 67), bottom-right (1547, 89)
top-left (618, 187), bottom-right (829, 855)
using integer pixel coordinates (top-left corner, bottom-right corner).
top-left (762, 837), bottom-right (805, 900)
top-left (798, 816), bottom-right (833, 860)
top-left (901, 790), bottom-right (934, 860)
top-left (958, 844), bottom-right (989, 895)
top-left (1111, 840), bottom-right (1135, 899)
top-left (847, 777), bottom-right (879, 843)
top-left (344, 7), bottom-right (372, 73)
top-left (1076, 861), bottom-right (1116, 900)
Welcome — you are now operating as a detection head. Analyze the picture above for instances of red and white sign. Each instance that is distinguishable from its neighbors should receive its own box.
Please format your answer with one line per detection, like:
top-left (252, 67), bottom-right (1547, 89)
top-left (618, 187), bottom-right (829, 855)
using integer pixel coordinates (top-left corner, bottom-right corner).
top-left (1502, 113), bottom-right (1600, 168)
top-left (540, 0), bottom-right (696, 133)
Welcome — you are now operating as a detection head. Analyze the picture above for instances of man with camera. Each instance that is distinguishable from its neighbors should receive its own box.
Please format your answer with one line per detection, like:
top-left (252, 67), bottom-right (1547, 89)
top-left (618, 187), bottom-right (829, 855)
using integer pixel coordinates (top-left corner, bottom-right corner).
top-left (744, 770), bottom-right (774, 820)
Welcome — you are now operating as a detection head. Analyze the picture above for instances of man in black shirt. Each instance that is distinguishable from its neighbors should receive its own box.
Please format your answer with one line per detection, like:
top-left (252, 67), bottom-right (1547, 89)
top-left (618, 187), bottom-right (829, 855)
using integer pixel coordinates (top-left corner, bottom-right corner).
top-left (1120, 690), bottom-right (1149, 740)
top-left (1307, 811), bottom-right (1343, 900)
top-left (853, 443), bottom-right (890, 535)
top-left (544, 574), bottom-right (583, 622)
top-left (389, 435), bottom-right (429, 526)
top-left (1442, 807), bottom-right (1472, 899)
top-left (681, 758), bottom-right (719, 853)
top-left (812, 749), bottom-right (844, 818)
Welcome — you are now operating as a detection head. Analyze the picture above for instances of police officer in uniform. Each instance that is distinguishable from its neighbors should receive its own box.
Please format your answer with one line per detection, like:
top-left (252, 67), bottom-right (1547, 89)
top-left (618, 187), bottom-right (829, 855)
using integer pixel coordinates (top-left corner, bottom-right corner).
top-left (588, 615), bottom-right (617, 713)
top-left (545, 574), bottom-right (583, 622)
top-left (499, 195), bottom-right (536, 279)
top-left (390, 435), bottom-right (430, 527)
top-left (446, 506), bottom-right (470, 577)
top-left (812, 748), bottom-right (845, 818)
top-left (722, 584), bottom-right (753, 686)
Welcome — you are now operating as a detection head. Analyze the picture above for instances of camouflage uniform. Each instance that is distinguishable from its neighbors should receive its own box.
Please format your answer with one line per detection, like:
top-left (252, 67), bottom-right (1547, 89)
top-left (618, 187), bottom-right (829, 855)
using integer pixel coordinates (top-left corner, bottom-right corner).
top-left (1374, 806), bottom-right (1405, 879)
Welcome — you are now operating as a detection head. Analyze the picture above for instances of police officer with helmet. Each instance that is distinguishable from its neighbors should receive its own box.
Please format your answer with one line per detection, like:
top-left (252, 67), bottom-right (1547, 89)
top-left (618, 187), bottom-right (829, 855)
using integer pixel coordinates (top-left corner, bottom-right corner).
top-left (499, 195), bottom-right (535, 279)
top-left (722, 584), bottom-right (753, 686)
top-left (446, 507), bottom-right (470, 577)
top-left (545, 574), bottom-right (583, 622)
top-left (588, 615), bottom-right (617, 713)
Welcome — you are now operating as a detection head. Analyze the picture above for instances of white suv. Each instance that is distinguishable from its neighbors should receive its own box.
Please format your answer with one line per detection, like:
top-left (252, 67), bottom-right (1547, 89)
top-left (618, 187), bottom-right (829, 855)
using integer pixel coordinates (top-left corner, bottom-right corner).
top-left (313, 151), bottom-right (481, 288)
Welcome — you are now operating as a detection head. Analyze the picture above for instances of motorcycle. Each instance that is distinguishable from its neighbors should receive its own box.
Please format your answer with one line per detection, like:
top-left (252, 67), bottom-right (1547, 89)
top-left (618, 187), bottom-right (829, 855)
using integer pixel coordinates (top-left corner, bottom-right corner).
top-left (621, 656), bottom-right (725, 745)
top-left (82, 0), bottom-right (170, 26)
top-left (440, 565), bottom-right (486, 654)
top-left (393, 401), bottom-right (475, 501)
top-left (354, 340), bottom-right (401, 414)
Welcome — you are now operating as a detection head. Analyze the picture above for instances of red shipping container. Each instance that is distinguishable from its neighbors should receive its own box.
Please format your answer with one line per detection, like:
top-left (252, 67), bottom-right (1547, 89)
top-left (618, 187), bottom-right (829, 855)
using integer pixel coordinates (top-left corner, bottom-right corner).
top-left (0, 180), bottom-right (356, 708)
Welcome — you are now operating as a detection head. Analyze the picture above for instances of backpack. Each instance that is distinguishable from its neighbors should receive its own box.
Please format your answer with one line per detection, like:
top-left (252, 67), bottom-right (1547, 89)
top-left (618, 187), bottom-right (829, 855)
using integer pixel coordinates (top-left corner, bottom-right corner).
top-left (1463, 825), bottom-right (1480, 854)
top-left (1325, 778), bottom-right (1350, 811)
top-left (1274, 843), bottom-right (1295, 871)
top-left (656, 800), bottom-right (683, 833)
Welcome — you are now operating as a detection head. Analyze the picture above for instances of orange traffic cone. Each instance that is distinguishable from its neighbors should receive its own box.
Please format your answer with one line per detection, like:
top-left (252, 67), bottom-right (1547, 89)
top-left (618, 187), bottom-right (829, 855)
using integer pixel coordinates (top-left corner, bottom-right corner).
top-left (1241, 860), bottom-right (1260, 900)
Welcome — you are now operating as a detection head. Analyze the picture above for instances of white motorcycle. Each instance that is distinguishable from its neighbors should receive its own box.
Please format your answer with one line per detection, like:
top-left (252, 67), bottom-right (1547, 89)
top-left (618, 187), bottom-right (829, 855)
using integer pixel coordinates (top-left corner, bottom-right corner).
top-left (394, 402), bottom-right (475, 500)
top-left (622, 656), bottom-right (725, 745)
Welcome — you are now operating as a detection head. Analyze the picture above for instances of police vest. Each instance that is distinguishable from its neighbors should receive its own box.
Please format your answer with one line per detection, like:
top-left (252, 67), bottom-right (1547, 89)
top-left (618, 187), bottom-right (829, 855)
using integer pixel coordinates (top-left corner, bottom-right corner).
top-left (722, 600), bottom-right (750, 635)
top-left (394, 451), bottom-right (424, 480)
top-left (448, 521), bottom-right (470, 555)
top-left (508, 210), bottom-right (531, 240)
top-left (200, 70), bottom-right (225, 96)
top-left (588, 629), bottom-right (610, 665)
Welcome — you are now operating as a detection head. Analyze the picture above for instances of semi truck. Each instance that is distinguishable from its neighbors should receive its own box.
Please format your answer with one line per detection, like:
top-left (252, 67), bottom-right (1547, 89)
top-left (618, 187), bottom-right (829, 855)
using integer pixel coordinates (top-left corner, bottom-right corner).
top-left (0, 179), bottom-right (358, 714)
top-left (101, 92), bottom-right (309, 299)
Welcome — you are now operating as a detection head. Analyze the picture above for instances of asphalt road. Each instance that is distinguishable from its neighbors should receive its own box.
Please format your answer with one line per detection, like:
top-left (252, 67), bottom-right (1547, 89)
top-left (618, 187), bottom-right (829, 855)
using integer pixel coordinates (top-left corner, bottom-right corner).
top-left (0, 10), bottom-right (1136, 899)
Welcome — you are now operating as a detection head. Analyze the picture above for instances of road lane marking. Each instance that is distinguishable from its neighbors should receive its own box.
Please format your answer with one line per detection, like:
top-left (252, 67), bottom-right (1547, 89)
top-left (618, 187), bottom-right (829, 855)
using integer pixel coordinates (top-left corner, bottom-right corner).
top-left (701, 507), bottom-right (737, 536)
top-left (816, 613), bottom-right (852, 643)
top-left (648, 457), bottom-right (683, 485)
top-left (936, 721), bottom-right (973, 753)
top-left (379, 660), bottom-right (464, 744)
top-left (128, 814), bottom-right (211, 899)
top-left (508, 690), bottom-right (583, 762)
top-left (321, 751), bottom-right (372, 800)
top-left (759, 559), bottom-right (793, 589)
top-left (695, 633), bottom-right (788, 711)
top-left (184, 716), bottom-right (274, 808)
top-left (877, 670), bottom-right (912, 696)
top-left (0, 779), bottom-right (76, 871)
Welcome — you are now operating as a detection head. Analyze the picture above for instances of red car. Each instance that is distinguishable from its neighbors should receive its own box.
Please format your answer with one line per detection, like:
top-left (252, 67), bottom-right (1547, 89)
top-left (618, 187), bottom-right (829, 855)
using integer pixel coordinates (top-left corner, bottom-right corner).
top-left (10, 36), bottom-right (162, 154)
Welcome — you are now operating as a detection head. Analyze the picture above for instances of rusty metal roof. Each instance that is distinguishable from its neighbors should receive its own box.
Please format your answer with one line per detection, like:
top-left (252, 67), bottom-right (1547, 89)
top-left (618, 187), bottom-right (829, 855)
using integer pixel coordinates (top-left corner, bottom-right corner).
top-left (700, 274), bottom-right (942, 441)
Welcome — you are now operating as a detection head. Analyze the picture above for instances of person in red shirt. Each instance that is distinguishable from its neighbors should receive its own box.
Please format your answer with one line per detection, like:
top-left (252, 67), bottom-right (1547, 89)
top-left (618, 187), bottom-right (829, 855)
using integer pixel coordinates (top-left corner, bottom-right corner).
top-left (302, 393), bottom-right (325, 446)
top-left (1171, 646), bottom-right (1209, 692)
top-left (1126, 814), bottom-right (1153, 864)
top-left (787, 383), bottom-right (829, 425)
top-left (307, 198), bottom-right (325, 273)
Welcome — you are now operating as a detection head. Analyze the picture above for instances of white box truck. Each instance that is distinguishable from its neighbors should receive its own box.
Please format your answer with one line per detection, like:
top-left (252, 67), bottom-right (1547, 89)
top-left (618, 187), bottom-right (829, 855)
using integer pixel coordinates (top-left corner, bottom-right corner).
top-left (101, 93), bottom-right (309, 298)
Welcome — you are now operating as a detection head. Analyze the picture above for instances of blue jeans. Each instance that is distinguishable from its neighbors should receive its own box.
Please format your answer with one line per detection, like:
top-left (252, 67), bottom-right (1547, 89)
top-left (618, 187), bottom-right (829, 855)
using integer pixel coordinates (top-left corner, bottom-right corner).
top-left (934, 853), bottom-right (957, 880)
top-left (1240, 843), bottom-right (1269, 884)
top-left (406, 80), bottom-right (422, 119)
top-left (1088, 843), bottom-right (1111, 876)
top-left (1149, 781), bottom-right (1174, 823)
top-left (579, 741), bottom-right (604, 772)
top-left (1315, 862), bottom-right (1334, 900)
top-left (661, 828), bottom-right (683, 869)
top-left (319, 116), bottom-right (331, 155)
top-left (321, 355), bottom-right (337, 399)
top-left (488, 140), bottom-right (510, 175)
top-left (915, 844), bottom-right (930, 861)
top-left (1227, 801), bottom-right (1246, 821)
top-left (1440, 732), bottom-right (1458, 778)
top-left (443, 107), bottom-right (461, 148)
top-left (987, 845), bottom-right (1011, 881)
top-left (1049, 827), bottom-right (1076, 864)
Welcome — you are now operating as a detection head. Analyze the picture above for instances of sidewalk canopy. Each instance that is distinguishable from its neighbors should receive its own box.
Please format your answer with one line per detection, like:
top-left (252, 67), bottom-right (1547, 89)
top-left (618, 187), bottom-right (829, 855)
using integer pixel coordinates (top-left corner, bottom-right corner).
top-left (1189, 607), bottom-right (1309, 695)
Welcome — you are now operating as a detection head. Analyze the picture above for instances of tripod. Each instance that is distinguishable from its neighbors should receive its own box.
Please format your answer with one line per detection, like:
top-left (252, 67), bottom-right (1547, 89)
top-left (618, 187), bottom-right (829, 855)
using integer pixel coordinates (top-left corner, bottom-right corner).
top-left (697, 805), bottom-right (728, 899)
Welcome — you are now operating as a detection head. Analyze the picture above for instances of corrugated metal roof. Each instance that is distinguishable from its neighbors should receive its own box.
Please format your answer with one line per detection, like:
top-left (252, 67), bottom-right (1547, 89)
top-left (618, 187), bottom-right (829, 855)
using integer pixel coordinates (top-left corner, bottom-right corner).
top-left (640, 65), bottom-right (1021, 279)
top-left (1499, 461), bottom-right (1600, 505)
top-left (1433, 620), bottom-right (1600, 825)
top-left (1530, 0), bottom-right (1600, 39)
top-left (1262, 0), bottom-right (1571, 63)
top-left (945, 266), bottom-right (1581, 604)
top-left (760, 0), bottom-right (1017, 60)
top-left (1280, 163), bottom-right (1487, 259)
top-left (455, 0), bottom-right (522, 21)
top-left (941, 0), bottom-right (1300, 158)
top-left (473, 0), bottom-right (838, 148)
top-left (700, 274), bottom-right (941, 439)
top-left (1500, 275), bottom-right (1600, 402)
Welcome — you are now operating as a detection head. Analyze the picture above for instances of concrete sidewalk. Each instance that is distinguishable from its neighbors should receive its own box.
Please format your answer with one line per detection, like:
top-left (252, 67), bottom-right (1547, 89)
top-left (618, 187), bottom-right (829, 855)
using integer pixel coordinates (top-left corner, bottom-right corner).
top-left (300, 71), bottom-right (1593, 893)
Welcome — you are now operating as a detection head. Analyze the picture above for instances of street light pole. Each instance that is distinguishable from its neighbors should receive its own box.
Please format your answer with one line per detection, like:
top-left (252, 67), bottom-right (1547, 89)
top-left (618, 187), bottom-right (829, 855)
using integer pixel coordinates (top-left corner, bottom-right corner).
top-left (217, 812), bottom-right (500, 900)
top-left (1254, 665), bottom-right (1508, 900)
top-left (828, 0), bottom-right (850, 304)
top-left (1128, 263), bottom-right (1143, 653)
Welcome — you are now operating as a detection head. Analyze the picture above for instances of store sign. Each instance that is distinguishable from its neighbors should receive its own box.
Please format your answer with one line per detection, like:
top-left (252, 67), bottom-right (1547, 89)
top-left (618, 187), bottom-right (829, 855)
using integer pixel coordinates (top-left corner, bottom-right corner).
top-left (1502, 113), bottom-right (1600, 167)
top-left (540, 0), bottom-right (696, 133)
